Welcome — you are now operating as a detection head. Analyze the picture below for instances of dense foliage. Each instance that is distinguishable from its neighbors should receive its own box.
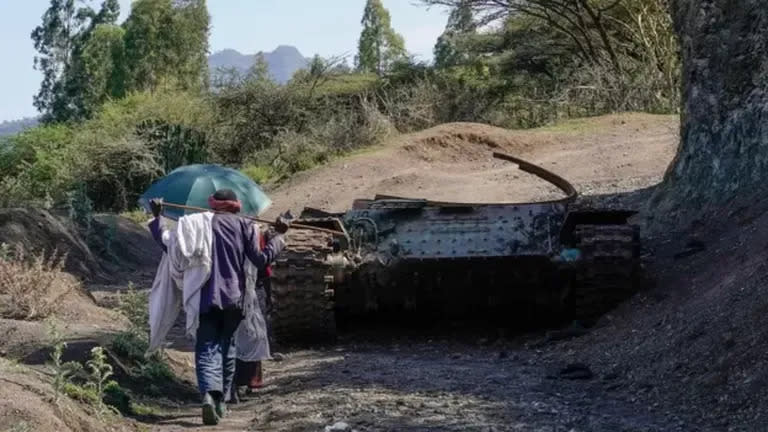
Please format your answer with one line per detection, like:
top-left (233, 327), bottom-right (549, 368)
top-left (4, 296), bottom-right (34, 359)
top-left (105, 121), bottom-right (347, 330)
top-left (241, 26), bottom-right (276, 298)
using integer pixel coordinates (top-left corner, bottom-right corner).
top-left (1, 0), bottom-right (680, 212)
top-left (31, 0), bottom-right (209, 122)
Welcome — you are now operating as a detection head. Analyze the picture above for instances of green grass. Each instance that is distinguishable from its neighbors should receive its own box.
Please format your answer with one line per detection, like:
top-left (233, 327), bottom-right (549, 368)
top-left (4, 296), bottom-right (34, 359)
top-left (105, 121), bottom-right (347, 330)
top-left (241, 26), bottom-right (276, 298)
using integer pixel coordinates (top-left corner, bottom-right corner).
top-left (130, 401), bottom-right (165, 417)
top-left (534, 112), bottom-right (678, 134)
top-left (534, 116), bottom-right (606, 134)
top-left (241, 164), bottom-right (276, 185)
top-left (120, 209), bottom-right (150, 226)
top-left (312, 73), bottom-right (378, 96)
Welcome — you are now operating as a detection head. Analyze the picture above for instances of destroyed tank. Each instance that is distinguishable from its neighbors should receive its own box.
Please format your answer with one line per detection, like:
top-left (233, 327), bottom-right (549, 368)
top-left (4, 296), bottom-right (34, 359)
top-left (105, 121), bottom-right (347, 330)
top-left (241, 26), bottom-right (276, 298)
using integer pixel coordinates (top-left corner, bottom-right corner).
top-left (270, 152), bottom-right (640, 345)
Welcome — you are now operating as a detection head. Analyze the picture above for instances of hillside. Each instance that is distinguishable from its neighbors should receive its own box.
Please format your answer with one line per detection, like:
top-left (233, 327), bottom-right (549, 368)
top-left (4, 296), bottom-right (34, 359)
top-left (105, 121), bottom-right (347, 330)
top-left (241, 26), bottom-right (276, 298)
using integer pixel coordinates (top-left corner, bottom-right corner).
top-left (266, 113), bottom-right (679, 216)
top-left (6, 112), bottom-right (768, 431)
top-left (0, 117), bottom-right (38, 137)
top-left (209, 45), bottom-right (309, 83)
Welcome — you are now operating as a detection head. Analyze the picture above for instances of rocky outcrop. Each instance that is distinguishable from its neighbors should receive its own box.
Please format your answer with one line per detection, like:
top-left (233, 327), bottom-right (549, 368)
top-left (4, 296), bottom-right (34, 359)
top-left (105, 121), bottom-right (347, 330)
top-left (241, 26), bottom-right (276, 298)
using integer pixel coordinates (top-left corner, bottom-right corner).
top-left (653, 2), bottom-right (768, 225)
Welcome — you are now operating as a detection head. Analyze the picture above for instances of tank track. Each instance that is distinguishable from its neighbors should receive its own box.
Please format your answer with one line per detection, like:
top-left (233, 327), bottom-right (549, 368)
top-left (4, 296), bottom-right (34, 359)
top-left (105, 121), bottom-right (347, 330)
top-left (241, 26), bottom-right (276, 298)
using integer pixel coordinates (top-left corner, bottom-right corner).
top-left (568, 224), bottom-right (640, 320)
top-left (270, 229), bottom-right (337, 346)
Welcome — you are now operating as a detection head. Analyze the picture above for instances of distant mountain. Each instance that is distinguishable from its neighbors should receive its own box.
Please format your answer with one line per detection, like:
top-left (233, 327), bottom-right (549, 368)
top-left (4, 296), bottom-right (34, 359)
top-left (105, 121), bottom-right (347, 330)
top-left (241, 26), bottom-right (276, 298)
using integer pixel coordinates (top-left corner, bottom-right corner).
top-left (0, 117), bottom-right (38, 137)
top-left (209, 45), bottom-right (310, 84)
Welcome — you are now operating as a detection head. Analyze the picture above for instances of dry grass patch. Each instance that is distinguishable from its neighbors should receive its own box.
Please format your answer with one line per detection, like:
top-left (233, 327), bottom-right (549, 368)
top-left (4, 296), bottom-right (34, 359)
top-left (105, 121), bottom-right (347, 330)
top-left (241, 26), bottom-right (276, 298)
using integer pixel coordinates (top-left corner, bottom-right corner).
top-left (0, 244), bottom-right (80, 320)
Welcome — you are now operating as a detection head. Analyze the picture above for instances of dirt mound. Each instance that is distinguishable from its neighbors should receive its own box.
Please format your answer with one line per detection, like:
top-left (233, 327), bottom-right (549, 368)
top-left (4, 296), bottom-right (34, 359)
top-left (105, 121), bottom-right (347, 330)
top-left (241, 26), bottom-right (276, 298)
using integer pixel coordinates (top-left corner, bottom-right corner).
top-left (0, 209), bottom-right (159, 283)
top-left (91, 214), bottom-right (162, 274)
top-left (553, 200), bottom-right (768, 429)
top-left (1, 209), bottom-right (159, 274)
top-left (265, 113), bottom-right (678, 216)
top-left (0, 210), bottom-right (144, 432)
top-left (397, 122), bottom-right (552, 163)
top-left (0, 357), bottom-right (133, 432)
top-left (0, 209), bottom-right (104, 280)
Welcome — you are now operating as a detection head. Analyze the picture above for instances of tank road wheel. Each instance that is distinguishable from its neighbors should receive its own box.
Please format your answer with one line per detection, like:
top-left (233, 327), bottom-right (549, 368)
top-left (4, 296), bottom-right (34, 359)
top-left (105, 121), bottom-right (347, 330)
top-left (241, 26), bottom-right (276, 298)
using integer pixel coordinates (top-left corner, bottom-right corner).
top-left (568, 224), bottom-right (640, 321)
top-left (271, 229), bottom-right (337, 347)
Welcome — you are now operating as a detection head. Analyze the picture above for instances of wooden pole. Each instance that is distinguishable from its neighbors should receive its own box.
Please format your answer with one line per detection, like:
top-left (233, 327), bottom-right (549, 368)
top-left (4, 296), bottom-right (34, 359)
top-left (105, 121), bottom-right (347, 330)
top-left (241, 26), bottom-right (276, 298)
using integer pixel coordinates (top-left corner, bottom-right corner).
top-left (158, 201), bottom-right (346, 237)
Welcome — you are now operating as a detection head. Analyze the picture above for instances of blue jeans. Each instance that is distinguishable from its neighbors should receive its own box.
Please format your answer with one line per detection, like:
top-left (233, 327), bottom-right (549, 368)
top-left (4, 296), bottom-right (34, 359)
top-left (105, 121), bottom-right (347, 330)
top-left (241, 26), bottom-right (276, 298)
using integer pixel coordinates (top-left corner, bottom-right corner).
top-left (195, 307), bottom-right (243, 400)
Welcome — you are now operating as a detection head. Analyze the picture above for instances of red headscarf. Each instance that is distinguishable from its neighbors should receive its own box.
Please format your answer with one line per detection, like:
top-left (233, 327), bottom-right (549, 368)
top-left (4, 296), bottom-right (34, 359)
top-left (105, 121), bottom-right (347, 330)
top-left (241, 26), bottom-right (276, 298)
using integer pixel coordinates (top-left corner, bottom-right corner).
top-left (208, 195), bottom-right (242, 213)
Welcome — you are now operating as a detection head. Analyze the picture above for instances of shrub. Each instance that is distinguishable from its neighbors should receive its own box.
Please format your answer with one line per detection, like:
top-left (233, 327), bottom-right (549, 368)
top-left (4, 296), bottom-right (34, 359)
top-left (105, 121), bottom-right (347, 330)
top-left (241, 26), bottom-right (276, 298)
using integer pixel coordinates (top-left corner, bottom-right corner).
top-left (47, 319), bottom-right (83, 404)
top-left (0, 91), bottom-right (214, 212)
top-left (112, 284), bottom-right (176, 396)
top-left (0, 125), bottom-right (77, 205)
top-left (241, 164), bottom-right (275, 185)
top-left (121, 209), bottom-right (150, 226)
top-left (84, 346), bottom-right (120, 418)
top-left (0, 244), bottom-right (77, 320)
top-left (116, 283), bottom-right (149, 335)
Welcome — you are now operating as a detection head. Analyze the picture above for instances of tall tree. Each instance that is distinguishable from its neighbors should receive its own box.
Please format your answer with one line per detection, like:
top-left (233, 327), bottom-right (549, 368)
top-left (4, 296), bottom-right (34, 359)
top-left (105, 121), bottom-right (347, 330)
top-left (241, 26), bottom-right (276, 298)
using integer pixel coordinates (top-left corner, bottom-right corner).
top-left (356, 0), bottom-right (407, 75)
top-left (67, 0), bottom-right (123, 118)
top-left (169, 0), bottom-right (210, 90)
top-left (652, 0), bottom-right (767, 224)
top-left (434, 1), bottom-right (477, 68)
top-left (122, 0), bottom-right (210, 92)
top-left (78, 24), bottom-right (126, 114)
top-left (419, 0), bottom-right (629, 72)
top-left (31, 0), bottom-right (87, 122)
top-left (32, 0), bottom-right (122, 122)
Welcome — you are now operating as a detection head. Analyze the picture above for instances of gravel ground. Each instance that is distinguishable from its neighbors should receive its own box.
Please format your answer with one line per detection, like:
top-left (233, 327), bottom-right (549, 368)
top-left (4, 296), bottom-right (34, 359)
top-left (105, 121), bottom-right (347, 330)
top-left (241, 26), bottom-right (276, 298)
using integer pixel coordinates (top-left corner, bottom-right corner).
top-left (150, 334), bottom-right (692, 432)
top-left (247, 340), bottom-right (689, 432)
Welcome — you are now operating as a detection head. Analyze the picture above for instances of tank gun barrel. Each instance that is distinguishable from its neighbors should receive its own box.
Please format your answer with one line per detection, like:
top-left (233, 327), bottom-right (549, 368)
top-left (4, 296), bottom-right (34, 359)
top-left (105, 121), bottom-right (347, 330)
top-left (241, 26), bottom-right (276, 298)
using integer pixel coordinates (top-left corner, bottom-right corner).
top-left (492, 152), bottom-right (577, 201)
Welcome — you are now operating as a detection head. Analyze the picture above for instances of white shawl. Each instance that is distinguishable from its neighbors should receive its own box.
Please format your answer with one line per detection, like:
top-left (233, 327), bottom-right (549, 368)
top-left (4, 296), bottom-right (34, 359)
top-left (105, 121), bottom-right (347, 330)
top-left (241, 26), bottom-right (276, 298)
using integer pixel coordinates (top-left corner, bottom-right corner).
top-left (147, 213), bottom-right (213, 354)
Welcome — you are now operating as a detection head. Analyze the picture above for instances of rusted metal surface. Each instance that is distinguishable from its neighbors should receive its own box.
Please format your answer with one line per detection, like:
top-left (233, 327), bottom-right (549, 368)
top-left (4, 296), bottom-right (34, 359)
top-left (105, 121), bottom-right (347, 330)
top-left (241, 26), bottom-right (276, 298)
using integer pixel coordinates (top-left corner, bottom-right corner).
top-left (343, 202), bottom-right (566, 260)
top-left (340, 152), bottom-right (580, 260)
top-left (273, 151), bottom-right (641, 343)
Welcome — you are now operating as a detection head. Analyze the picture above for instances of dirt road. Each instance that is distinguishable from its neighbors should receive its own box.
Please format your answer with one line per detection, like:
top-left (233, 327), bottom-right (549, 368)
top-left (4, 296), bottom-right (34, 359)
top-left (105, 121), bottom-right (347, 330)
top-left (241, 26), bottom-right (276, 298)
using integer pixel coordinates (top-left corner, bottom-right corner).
top-left (152, 336), bottom-right (687, 432)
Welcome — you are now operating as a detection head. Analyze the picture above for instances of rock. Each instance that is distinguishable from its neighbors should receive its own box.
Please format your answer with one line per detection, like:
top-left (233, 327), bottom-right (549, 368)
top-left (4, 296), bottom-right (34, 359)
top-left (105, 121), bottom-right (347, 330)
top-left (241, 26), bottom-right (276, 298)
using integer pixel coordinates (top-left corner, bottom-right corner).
top-left (546, 321), bottom-right (589, 341)
top-left (723, 332), bottom-right (736, 349)
top-left (559, 363), bottom-right (594, 380)
top-left (325, 421), bottom-right (351, 432)
top-left (673, 239), bottom-right (706, 260)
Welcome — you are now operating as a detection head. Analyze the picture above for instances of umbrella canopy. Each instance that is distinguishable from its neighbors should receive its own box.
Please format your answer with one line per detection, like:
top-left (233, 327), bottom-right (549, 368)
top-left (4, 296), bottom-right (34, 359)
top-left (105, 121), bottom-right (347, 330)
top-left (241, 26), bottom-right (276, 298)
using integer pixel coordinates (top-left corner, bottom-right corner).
top-left (138, 164), bottom-right (272, 220)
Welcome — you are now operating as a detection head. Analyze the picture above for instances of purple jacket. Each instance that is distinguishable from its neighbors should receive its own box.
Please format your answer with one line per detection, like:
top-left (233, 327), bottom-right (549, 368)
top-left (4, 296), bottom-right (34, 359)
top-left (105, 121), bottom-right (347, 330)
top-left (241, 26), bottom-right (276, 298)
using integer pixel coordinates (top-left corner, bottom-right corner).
top-left (150, 214), bottom-right (284, 314)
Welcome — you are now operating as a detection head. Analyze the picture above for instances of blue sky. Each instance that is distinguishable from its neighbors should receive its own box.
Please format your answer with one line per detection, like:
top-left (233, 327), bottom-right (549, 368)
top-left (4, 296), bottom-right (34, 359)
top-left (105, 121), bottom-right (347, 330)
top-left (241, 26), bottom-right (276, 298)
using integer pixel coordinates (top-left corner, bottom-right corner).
top-left (0, 0), bottom-right (449, 121)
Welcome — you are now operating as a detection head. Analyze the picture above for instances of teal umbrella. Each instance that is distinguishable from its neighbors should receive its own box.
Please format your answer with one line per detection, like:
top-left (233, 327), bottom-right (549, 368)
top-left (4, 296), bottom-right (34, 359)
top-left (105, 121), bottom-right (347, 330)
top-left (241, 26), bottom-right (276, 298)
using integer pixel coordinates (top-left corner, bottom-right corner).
top-left (139, 164), bottom-right (272, 220)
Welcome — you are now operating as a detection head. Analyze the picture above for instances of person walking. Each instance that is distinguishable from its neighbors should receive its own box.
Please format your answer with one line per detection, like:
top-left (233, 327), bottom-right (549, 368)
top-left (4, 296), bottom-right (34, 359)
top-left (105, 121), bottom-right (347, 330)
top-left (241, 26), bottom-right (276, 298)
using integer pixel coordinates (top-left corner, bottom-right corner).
top-left (149, 189), bottom-right (289, 425)
top-left (234, 229), bottom-right (276, 397)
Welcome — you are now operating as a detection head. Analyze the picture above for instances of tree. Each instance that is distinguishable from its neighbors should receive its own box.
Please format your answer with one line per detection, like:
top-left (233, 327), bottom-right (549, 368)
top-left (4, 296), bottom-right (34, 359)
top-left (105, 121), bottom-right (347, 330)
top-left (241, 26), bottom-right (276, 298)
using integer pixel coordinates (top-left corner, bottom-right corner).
top-left (419, 0), bottom-right (629, 72)
top-left (31, 0), bottom-right (87, 122)
top-left (652, 0), bottom-right (767, 225)
top-left (78, 24), bottom-right (126, 115)
top-left (168, 0), bottom-right (210, 90)
top-left (123, 0), bottom-right (210, 92)
top-left (32, 0), bottom-right (123, 122)
top-left (356, 0), bottom-right (407, 75)
top-left (67, 0), bottom-right (123, 118)
top-left (434, 1), bottom-right (477, 68)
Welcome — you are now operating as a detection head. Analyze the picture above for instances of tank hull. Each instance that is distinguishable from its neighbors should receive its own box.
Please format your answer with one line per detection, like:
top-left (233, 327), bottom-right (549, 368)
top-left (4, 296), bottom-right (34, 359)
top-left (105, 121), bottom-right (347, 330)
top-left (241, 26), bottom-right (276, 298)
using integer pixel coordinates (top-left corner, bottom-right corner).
top-left (270, 152), bottom-right (641, 344)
